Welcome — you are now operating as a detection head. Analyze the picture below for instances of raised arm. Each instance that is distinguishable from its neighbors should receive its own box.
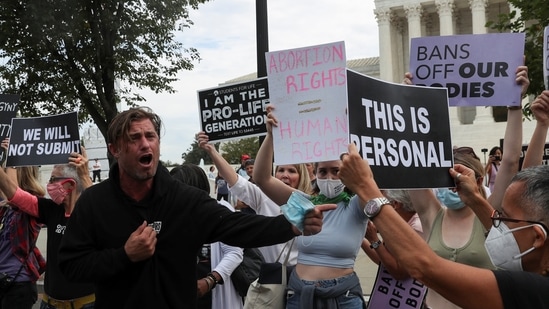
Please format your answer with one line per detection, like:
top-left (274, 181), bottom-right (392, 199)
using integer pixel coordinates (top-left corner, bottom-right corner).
top-left (197, 131), bottom-right (238, 186)
top-left (522, 90), bottom-right (549, 168)
top-left (488, 65), bottom-right (528, 209)
top-left (72, 146), bottom-right (93, 189)
top-left (0, 138), bottom-right (21, 199)
top-left (253, 105), bottom-right (295, 205)
top-left (339, 144), bottom-right (503, 309)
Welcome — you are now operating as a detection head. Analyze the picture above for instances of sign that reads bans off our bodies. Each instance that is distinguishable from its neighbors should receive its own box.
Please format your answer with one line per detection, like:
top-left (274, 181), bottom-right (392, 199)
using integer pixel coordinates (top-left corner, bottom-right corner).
top-left (410, 33), bottom-right (525, 107)
top-left (198, 78), bottom-right (270, 142)
top-left (347, 70), bottom-right (454, 189)
top-left (266, 41), bottom-right (348, 165)
top-left (8, 112), bottom-right (80, 167)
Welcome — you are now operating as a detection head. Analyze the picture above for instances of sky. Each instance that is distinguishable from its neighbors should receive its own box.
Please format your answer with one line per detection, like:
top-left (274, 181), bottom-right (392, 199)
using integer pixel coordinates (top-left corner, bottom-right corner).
top-left (137, 0), bottom-right (380, 163)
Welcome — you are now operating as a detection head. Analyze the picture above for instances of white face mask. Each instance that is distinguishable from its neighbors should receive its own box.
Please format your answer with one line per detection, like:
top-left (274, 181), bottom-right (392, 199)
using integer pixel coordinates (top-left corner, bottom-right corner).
top-left (316, 178), bottom-right (345, 199)
top-left (484, 222), bottom-right (546, 271)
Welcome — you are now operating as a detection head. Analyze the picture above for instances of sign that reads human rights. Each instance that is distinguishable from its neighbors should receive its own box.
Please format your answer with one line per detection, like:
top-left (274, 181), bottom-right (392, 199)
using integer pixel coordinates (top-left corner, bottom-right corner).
top-left (266, 41), bottom-right (348, 165)
top-left (7, 112), bottom-right (80, 167)
top-left (347, 70), bottom-right (454, 189)
top-left (410, 33), bottom-right (525, 107)
top-left (367, 265), bottom-right (428, 309)
top-left (198, 78), bottom-right (269, 142)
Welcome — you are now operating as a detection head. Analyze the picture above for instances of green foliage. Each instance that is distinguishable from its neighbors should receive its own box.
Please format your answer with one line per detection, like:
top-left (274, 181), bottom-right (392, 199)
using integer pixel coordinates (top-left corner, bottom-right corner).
top-left (220, 137), bottom-right (260, 164)
top-left (181, 136), bottom-right (260, 165)
top-left (181, 136), bottom-right (220, 165)
top-left (486, 0), bottom-right (549, 119)
top-left (0, 0), bottom-right (208, 145)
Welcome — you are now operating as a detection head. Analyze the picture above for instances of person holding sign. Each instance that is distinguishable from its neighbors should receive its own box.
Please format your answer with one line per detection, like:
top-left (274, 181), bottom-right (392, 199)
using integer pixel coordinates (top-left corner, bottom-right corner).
top-left (339, 143), bottom-right (549, 309)
top-left (253, 106), bottom-right (368, 309)
top-left (0, 166), bottom-right (46, 309)
top-left (0, 139), bottom-right (95, 309)
top-left (197, 130), bottom-right (311, 265)
top-left (57, 107), bottom-right (334, 309)
top-left (402, 64), bottom-right (529, 309)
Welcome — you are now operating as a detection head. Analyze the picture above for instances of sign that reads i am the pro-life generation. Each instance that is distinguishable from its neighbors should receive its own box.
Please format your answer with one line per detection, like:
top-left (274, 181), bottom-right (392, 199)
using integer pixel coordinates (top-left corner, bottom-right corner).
top-left (198, 78), bottom-right (270, 142)
top-left (410, 33), bottom-right (525, 107)
top-left (266, 41), bottom-right (349, 165)
top-left (7, 112), bottom-right (80, 167)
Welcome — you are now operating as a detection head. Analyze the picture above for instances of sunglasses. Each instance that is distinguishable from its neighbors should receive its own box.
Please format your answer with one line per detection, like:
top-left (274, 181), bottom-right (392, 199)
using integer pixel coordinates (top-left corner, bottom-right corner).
top-left (490, 209), bottom-right (549, 234)
top-left (48, 176), bottom-right (75, 184)
top-left (453, 146), bottom-right (480, 161)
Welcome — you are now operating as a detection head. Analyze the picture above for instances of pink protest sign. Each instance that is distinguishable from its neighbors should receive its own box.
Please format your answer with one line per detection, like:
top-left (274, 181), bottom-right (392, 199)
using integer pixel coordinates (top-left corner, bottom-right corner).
top-left (265, 41), bottom-right (348, 165)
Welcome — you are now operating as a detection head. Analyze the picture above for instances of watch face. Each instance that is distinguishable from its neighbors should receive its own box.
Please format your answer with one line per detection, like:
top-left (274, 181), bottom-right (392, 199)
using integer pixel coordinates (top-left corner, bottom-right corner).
top-left (365, 200), bottom-right (379, 217)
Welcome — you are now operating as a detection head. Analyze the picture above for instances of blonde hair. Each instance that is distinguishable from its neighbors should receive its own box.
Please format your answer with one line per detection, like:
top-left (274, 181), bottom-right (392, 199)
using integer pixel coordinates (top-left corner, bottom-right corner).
top-left (275, 164), bottom-right (313, 195)
top-left (16, 166), bottom-right (46, 197)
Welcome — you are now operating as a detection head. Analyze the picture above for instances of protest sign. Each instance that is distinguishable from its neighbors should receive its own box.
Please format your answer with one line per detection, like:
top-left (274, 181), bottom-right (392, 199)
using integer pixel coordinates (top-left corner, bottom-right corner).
top-left (0, 94), bottom-right (19, 164)
top-left (410, 33), bottom-right (525, 107)
top-left (266, 41), bottom-right (348, 165)
top-left (198, 78), bottom-right (269, 142)
top-left (367, 264), bottom-right (427, 309)
top-left (347, 70), bottom-right (454, 189)
top-left (543, 26), bottom-right (549, 90)
top-left (7, 112), bottom-right (80, 166)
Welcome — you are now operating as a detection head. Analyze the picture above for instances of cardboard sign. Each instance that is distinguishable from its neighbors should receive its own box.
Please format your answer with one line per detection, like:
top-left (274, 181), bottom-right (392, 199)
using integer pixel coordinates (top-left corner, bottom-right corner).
top-left (410, 33), bottom-right (525, 107)
top-left (543, 26), bottom-right (549, 90)
top-left (198, 78), bottom-right (269, 142)
top-left (0, 94), bottom-right (19, 140)
top-left (0, 94), bottom-right (19, 164)
top-left (266, 41), bottom-right (348, 165)
top-left (347, 70), bottom-right (454, 189)
top-left (367, 264), bottom-right (427, 309)
top-left (7, 112), bottom-right (80, 166)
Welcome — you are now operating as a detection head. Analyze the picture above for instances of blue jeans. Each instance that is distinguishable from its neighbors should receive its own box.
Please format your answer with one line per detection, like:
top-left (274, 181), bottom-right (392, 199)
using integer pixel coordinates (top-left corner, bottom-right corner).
top-left (0, 281), bottom-right (37, 309)
top-left (286, 273), bottom-right (364, 309)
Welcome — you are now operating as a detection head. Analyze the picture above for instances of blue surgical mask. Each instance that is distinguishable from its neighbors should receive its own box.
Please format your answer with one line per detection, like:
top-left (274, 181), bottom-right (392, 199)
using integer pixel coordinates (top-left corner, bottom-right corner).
top-left (436, 188), bottom-right (465, 210)
top-left (280, 191), bottom-right (315, 233)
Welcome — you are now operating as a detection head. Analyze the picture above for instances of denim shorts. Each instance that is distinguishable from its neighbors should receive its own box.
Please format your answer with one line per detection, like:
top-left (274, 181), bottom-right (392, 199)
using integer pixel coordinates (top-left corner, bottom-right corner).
top-left (286, 273), bottom-right (364, 309)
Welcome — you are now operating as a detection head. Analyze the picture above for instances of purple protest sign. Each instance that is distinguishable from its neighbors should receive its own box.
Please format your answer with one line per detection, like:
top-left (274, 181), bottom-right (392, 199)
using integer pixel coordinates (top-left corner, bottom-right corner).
top-left (410, 33), bottom-right (525, 107)
top-left (367, 264), bottom-right (427, 309)
top-left (544, 26), bottom-right (549, 90)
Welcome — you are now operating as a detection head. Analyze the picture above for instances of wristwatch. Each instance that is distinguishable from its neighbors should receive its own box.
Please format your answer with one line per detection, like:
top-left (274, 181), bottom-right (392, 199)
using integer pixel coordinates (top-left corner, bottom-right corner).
top-left (370, 240), bottom-right (382, 249)
top-left (364, 197), bottom-right (391, 218)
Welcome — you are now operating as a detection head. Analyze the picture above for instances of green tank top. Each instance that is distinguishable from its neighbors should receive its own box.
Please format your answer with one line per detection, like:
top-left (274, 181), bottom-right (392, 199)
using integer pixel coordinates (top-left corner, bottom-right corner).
top-left (427, 209), bottom-right (495, 270)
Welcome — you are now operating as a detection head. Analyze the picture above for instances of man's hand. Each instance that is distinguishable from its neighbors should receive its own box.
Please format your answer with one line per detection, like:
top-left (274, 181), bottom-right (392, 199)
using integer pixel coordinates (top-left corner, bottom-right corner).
top-left (124, 221), bottom-right (157, 262)
top-left (296, 204), bottom-right (337, 236)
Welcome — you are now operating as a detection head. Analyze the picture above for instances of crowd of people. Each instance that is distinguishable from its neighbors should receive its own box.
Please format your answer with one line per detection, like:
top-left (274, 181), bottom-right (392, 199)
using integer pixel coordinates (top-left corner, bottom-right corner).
top-left (1, 63), bottom-right (549, 309)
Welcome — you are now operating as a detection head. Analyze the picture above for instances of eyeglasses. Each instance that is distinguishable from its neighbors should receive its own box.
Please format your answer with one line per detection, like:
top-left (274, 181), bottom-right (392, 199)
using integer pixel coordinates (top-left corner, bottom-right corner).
top-left (48, 176), bottom-right (74, 184)
top-left (490, 209), bottom-right (549, 233)
top-left (453, 146), bottom-right (480, 161)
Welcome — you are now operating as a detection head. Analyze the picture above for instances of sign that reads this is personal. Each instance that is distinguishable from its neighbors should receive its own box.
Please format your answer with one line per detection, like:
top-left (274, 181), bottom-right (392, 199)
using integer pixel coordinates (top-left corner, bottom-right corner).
top-left (198, 78), bottom-right (270, 142)
top-left (410, 33), bottom-right (525, 107)
top-left (7, 112), bottom-right (80, 167)
top-left (266, 41), bottom-right (348, 165)
top-left (347, 70), bottom-right (454, 189)
top-left (0, 94), bottom-right (19, 140)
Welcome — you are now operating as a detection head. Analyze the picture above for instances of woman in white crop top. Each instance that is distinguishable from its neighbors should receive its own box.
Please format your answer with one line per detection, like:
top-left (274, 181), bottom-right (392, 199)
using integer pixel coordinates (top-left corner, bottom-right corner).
top-left (253, 106), bottom-right (369, 309)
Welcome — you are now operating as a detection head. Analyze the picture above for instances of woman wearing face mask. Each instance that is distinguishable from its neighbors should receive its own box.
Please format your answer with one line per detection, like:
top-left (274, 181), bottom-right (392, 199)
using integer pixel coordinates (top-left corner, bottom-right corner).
top-left (408, 150), bottom-right (494, 309)
top-left (196, 131), bottom-right (312, 265)
top-left (253, 106), bottom-right (368, 309)
top-left (0, 138), bottom-right (95, 309)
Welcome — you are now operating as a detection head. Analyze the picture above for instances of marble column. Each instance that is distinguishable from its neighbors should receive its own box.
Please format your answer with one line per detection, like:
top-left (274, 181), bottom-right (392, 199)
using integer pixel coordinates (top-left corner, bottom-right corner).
top-left (469, 0), bottom-right (488, 34)
top-left (435, 0), bottom-right (455, 35)
top-left (375, 8), bottom-right (395, 81)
